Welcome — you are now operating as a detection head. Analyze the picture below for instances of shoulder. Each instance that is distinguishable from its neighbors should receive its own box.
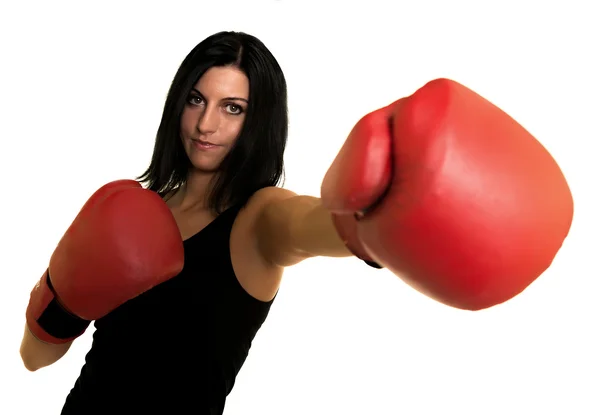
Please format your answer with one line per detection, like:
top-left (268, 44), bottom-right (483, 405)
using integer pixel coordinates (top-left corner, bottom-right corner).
top-left (234, 186), bottom-right (298, 230)
top-left (227, 186), bottom-right (296, 302)
top-left (234, 186), bottom-right (298, 245)
top-left (246, 186), bottom-right (298, 209)
top-left (242, 186), bottom-right (306, 244)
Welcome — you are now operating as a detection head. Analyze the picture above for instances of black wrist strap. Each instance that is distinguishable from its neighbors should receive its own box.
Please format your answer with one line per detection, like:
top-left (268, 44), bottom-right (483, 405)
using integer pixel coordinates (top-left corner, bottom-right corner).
top-left (363, 259), bottom-right (383, 269)
top-left (36, 272), bottom-right (91, 340)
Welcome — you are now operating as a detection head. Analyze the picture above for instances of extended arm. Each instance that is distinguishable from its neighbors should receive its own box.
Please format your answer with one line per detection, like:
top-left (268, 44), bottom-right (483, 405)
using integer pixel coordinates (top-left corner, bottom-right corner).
top-left (254, 187), bottom-right (362, 268)
top-left (257, 192), bottom-right (352, 267)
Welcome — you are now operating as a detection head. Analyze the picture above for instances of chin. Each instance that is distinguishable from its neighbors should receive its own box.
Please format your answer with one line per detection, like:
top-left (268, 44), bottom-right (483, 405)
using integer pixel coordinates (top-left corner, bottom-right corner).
top-left (188, 154), bottom-right (224, 173)
top-left (189, 159), bottom-right (220, 173)
top-left (191, 164), bottom-right (220, 174)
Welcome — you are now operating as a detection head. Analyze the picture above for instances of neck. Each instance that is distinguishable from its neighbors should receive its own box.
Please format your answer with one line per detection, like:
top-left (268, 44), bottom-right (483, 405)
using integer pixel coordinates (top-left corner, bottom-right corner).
top-left (172, 170), bottom-right (215, 212)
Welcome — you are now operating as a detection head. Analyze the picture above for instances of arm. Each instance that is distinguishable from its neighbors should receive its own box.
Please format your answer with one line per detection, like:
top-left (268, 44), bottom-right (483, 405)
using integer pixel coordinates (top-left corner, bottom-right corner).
top-left (19, 323), bottom-right (73, 372)
top-left (19, 269), bottom-right (85, 372)
top-left (255, 187), bottom-right (353, 268)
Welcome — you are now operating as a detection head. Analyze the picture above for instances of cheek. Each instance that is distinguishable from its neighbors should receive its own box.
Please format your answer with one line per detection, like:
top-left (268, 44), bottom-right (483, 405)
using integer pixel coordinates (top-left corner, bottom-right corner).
top-left (224, 117), bottom-right (245, 142)
top-left (180, 111), bottom-right (196, 137)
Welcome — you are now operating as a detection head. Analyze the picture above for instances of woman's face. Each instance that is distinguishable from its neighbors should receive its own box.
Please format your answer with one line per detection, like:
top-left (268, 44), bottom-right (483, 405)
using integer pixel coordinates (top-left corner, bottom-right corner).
top-left (180, 66), bottom-right (249, 173)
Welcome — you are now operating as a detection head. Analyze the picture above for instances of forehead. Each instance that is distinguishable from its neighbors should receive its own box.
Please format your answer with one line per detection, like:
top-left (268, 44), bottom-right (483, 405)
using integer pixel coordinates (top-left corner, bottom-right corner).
top-left (194, 66), bottom-right (249, 99)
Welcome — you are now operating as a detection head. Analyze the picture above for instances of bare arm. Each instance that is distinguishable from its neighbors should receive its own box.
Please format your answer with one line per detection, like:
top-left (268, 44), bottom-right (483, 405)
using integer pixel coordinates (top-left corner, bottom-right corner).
top-left (255, 187), bottom-right (352, 267)
top-left (19, 323), bottom-right (74, 372)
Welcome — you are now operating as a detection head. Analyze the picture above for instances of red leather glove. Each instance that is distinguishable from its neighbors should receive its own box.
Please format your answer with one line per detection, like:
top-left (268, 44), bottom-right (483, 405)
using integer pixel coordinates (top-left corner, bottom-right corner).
top-left (321, 78), bottom-right (573, 311)
top-left (26, 180), bottom-right (185, 343)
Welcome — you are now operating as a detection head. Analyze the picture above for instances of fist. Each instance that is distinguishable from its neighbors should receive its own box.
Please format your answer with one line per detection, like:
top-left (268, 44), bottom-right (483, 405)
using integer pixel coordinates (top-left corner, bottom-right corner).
top-left (321, 78), bottom-right (574, 310)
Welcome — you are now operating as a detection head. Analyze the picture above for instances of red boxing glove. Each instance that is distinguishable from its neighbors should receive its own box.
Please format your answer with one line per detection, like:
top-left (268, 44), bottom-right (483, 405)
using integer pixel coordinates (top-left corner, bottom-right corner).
top-left (321, 79), bottom-right (574, 311)
top-left (26, 180), bottom-right (185, 344)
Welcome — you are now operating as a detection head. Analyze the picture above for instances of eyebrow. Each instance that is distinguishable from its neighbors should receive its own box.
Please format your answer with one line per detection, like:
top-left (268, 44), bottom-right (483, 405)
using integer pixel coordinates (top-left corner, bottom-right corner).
top-left (191, 88), bottom-right (248, 103)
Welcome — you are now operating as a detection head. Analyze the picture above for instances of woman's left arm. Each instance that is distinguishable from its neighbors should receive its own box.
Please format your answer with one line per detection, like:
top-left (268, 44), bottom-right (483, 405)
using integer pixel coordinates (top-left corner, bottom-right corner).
top-left (253, 187), bottom-right (352, 268)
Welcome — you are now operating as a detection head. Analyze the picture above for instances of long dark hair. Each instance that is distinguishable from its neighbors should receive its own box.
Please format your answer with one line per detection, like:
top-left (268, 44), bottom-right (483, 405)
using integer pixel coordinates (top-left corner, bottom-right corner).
top-left (137, 31), bottom-right (288, 214)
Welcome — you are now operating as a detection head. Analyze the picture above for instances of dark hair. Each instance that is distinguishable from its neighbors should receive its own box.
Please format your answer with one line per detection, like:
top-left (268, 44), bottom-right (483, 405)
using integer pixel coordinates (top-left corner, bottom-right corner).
top-left (137, 31), bottom-right (288, 214)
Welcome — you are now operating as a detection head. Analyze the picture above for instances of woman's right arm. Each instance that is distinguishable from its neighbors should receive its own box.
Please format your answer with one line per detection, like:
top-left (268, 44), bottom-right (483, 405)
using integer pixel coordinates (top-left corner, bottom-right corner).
top-left (19, 323), bottom-right (74, 372)
top-left (21, 271), bottom-right (84, 371)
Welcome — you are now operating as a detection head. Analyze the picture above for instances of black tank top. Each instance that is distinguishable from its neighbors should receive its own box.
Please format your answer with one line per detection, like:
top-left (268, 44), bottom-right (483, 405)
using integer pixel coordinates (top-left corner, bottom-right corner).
top-left (60, 203), bottom-right (276, 415)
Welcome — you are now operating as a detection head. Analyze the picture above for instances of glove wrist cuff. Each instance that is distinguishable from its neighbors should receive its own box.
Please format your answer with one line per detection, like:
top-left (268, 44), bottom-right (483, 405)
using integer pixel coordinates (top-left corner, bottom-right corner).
top-left (26, 270), bottom-right (90, 344)
top-left (331, 213), bottom-right (383, 269)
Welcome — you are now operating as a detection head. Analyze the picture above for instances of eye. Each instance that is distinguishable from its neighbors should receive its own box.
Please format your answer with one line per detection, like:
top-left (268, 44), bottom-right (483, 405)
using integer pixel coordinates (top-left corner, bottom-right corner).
top-left (187, 95), bottom-right (203, 106)
top-left (226, 104), bottom-right (244, 115)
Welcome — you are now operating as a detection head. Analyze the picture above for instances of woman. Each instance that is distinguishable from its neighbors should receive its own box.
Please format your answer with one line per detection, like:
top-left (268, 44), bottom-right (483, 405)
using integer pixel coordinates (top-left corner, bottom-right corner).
top-left (19, 31), bottom-right (366, 414)
top-left (21, 27), bottom-right (569, 415)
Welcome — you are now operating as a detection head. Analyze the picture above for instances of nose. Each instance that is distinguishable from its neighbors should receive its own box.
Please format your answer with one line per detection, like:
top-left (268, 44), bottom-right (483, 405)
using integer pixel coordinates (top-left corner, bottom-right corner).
top-left (197, 105), bottom-right (219, 135)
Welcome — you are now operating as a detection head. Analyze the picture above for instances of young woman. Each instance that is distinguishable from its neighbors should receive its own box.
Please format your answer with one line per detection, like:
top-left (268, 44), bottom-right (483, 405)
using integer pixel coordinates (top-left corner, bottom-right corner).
top-left (20, 31), bottom-right (366, 414)
top-left (20, 28), bottom-right (573, 415)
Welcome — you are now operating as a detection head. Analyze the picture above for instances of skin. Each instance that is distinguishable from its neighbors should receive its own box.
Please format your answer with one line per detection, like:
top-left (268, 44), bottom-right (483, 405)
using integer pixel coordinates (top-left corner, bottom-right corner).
top-left (20, 65), bottom-right (352, 371)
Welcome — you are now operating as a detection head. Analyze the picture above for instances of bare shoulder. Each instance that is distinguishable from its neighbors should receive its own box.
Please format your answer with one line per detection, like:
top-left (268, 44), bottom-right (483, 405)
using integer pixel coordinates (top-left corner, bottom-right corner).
top-left (235, 186), bottom-right (300, 239)
top-left (247, 186), bottom-right (298, 208)
top-left (229, 186), bottom-right (297, 302)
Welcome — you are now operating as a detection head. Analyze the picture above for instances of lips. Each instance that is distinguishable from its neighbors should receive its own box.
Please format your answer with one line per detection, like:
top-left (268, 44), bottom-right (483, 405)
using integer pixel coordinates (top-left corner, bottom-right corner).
top-left (192, 138), bottom-right (219, 146)
top-left (190, 138), bottom-right (222, 151)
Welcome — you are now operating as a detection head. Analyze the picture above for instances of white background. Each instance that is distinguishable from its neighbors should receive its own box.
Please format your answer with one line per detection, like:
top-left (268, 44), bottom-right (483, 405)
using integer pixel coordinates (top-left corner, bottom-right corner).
top-left (1, 1), bottom-right (599, 414)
